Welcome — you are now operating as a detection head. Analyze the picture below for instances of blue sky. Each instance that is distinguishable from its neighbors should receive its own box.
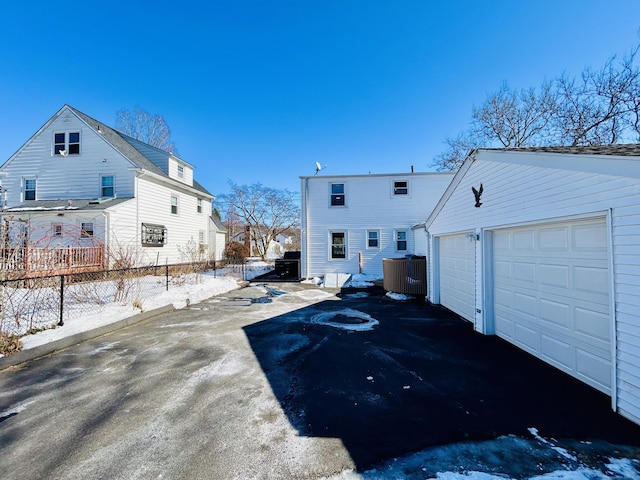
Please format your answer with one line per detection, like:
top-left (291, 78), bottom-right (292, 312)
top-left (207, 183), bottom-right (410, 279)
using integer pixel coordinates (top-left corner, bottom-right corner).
top-left (1, 1), bottom-right (639, 197)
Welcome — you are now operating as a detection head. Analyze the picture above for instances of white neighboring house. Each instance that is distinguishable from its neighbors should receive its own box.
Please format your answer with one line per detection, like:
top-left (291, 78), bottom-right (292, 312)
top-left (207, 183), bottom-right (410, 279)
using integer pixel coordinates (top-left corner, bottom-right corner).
top-left (300, 172), bottom-right (454, 279)
top-left (422, 145), bottom-right (640, 426)
top-left (0, 105), bottom-right (216, 273)
top-left (208, 215), bottom-right (227, 261)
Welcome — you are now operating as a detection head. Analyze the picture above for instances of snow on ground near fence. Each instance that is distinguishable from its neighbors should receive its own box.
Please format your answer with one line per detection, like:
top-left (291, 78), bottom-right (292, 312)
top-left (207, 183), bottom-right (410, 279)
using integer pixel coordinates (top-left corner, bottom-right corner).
top-left (15, 263), bottom-right (273, 353)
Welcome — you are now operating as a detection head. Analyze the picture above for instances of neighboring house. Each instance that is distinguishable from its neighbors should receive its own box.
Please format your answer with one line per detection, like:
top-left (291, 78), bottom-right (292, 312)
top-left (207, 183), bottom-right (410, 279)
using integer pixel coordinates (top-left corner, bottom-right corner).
top-left (0, 105), bottom-right (215, 274)
top-left (422, 145), bottom-right (640, 426)
top-left (209, 215), bottom-right (227, 261)
top-left (300, 172), bottom-right (454, 279)
top-left (230, 225), bottom-right (290, 259)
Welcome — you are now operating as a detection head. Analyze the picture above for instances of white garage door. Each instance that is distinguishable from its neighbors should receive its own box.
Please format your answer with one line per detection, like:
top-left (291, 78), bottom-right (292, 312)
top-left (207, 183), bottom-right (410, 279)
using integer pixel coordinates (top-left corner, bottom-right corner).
top-left (438, 233), bottom-right (475, 322)
top-left (492, 218), bottom-right (611, 394)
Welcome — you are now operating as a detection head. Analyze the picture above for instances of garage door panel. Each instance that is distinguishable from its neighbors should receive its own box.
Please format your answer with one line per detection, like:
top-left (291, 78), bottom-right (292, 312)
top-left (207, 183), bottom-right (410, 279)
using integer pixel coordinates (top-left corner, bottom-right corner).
top-left (540, 334), bottom-right (574, 370)
top-left (493, 217), bottom-right (612, 395)
top-left (439, 233), bottom-right (475, 322)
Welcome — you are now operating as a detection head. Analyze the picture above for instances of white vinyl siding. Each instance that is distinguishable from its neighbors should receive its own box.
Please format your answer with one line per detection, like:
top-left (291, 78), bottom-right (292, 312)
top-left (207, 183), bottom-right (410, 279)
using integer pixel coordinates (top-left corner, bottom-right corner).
top-left (427, 149), bottom-right (640, 426)
top-left (1, 113), bottom-right (135, 204)
top-left (301, 173), bottom-right (454, 278)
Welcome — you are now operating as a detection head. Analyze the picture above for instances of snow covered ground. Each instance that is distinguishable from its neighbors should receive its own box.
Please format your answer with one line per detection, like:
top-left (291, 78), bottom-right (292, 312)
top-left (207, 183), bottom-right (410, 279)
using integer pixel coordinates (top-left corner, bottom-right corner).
top-left (16, 262), bottom-right (274, 352)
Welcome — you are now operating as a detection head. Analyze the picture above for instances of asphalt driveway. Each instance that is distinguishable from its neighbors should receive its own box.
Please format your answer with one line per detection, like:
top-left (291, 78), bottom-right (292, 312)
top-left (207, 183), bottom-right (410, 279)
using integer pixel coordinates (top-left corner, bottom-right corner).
top-left (1, 282), bottom-right (639, 479)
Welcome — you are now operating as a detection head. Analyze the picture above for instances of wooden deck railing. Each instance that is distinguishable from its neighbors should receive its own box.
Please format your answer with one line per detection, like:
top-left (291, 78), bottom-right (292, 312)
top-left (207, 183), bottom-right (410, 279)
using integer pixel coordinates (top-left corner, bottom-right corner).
top-left (0, 245), bottom-right (106, 278)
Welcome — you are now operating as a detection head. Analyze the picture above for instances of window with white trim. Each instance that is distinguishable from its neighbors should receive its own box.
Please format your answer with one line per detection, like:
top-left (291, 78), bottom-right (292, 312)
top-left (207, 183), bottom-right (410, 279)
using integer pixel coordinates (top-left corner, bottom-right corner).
top-left (199, 230), bottom-right (205, 244)
top-left (101, 175), bottom-right (114, 197)
top-left (367, 230), bottom-right (379, 249)
top-left (24, 178), bottom-right (36, 201)
top-left (330, 183), bottom-right (345, 206)
top-left (395, 230), bottom-right (408, 251)
top-left (52, 223), bottom-right (62, 237)
top-left (80, 222), bottom-right (94, 238)
top-left (141, 223), bottom-right (167, 246)
top-left (197, 198), bottom-right (202, 213)
top-left (178, 165), bottom-right (184, 178)
top-left (393, 180), bottom-right (408, 195)
top-left (331, 231), bottom-right (346, 259)
top-left (54, 132), bottom-right (80, 155)
top-left (170, 195), bottom-right (179, 215)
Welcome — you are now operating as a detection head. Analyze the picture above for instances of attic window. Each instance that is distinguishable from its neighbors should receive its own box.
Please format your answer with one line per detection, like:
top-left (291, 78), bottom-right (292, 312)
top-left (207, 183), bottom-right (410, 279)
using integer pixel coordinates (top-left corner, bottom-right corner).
top-left (393, 180), bottom-right (408, 195)
top-left (178, 165), bottom-right (184, 178)
top-left (54, 132), bottom-right (80, 155)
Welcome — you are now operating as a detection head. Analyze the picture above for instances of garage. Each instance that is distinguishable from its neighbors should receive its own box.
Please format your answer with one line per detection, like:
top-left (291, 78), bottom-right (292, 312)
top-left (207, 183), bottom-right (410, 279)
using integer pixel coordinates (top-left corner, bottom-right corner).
top-left (438, 233), bottom-right (475, 322)
top-left (492, 217), bottom-right (611, 394)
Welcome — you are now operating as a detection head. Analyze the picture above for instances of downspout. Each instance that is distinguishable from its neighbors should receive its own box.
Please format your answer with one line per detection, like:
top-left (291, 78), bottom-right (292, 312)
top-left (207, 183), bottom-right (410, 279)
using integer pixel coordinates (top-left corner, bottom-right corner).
top-left (302, 177), bottom-right (309, 279)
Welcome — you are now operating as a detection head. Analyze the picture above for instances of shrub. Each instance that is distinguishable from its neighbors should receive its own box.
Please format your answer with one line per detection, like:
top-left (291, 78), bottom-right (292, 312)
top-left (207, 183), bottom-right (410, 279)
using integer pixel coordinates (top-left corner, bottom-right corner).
top-left (224, 241), bottom-right (249, 261)
top-left (0, 332), bottom-right (23, 356)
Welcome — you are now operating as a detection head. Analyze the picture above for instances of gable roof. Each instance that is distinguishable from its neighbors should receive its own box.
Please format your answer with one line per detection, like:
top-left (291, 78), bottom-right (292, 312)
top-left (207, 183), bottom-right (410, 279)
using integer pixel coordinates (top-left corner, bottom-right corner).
top-left (422, 143), bottom-right (640, 230)
top-left (66, 106), bottom-right (212, 197)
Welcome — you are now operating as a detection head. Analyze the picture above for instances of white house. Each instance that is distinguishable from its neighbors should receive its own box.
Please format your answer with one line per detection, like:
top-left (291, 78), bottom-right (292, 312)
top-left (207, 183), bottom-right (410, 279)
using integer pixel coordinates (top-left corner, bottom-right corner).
top-left (300, 172), bottom-right (454, 279)
top-left (422, 145), bottom-right (640, 426)
top-left (208, 215), bottom-right (227, 261)
top-left (0, 105), bottom-right (216, 272)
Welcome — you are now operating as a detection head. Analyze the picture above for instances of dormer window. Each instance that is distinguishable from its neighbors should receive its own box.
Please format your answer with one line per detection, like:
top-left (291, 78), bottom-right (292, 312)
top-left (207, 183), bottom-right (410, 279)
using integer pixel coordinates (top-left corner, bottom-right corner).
top-left (54, 132), bottom-right (80, 155)
top-left (178, 165), bottom-right (184, 178)
top-left (101, 175), bottom-right (114, 197)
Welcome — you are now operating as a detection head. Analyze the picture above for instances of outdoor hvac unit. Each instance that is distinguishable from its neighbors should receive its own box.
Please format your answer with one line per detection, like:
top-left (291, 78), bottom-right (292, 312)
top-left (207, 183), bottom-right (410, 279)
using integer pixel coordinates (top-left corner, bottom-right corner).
top-left (382, 256), bottom-right (427, 296)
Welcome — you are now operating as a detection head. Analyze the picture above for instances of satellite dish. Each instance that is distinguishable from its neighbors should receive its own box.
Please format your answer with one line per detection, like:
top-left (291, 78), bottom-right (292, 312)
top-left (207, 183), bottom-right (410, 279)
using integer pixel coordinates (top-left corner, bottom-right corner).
top-left (314, 162), bottom-right (327, 175)
top-left (59, 149), bottom-right (68, 157)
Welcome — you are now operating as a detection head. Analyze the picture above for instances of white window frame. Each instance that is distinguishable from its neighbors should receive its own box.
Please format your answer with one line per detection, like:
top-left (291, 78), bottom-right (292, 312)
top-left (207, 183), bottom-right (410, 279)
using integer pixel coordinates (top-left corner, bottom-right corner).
top-left (178, 164), bottom-right (184, 179)
top-left (53, 131), bottom-right (81, 156)
top-left (367, 229), bottom-right (380, 249)
top-left (80, 222), bottom-right (94, 239)
top-left (197, 198), bottom-right (202, 214)
top-left (23, 177), bottom-right (37, 201)
top-left (52, 223), bottom-right (62, 237)
top-left (395, 229), bottom-right (408, 252)
top-left (198, 230), bottom-right (205, 244)
top-left (100, 174), bottom-right (115, 198)
top-left (393, 179), bottom-right (409, 196)
top-left (330, 231), bottom-right (347, 259)
top-left (330, 183), bottom-right (346, 207)
top-left (170, 195), bottom-right (179, 215)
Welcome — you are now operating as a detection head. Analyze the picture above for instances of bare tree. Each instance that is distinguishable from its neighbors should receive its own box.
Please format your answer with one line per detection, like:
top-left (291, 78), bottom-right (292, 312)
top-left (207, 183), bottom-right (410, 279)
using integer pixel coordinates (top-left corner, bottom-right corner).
top-left (216, 183), bottom-right (300, 261)
top-left (115, 106), bottom-right (178, 154)
top-left (432, 42), bottom-right (640, 171)
top-left (554, 46), bottom-right (640, 145)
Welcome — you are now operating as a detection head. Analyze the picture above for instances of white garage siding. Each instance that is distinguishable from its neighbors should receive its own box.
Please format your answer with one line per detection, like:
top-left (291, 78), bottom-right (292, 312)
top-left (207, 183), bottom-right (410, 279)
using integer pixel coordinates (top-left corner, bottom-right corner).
top-left (492, 218), bottom-right (611, 394)
top-left (425, 148), bottom-right (640, 425)
top-left (438, 233), bottom-right (476, 322)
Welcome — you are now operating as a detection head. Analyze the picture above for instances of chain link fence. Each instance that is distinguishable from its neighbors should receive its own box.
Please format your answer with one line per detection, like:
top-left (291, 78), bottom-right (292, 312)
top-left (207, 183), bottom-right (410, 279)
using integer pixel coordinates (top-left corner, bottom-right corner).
top-left (0, 260), bottom-right (248, 337)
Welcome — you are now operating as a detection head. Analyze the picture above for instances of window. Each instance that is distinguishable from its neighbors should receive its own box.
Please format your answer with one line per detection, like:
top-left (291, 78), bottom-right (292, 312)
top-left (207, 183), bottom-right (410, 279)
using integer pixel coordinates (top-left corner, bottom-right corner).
top-left (52, 223), bottom-right (62, 237)
top-left (178, 165), bottom-right (184, 178)
top-left (331, 183), bottom-right (345, 206)
top-left (197, 198), bottom-right (202, 213)
top-left (199, 230), bottom-right (205, 244)
top-left (141, 223), bottom-right (167, 246)
top-left (396, 230), bottom-right (407, 251)
top-left (80, 222), bottom-right (94, 238)
top-left (54, 132), bottom-right (80, 155)
top-left (171, 195), bottom-right (178, 215)
top-left (331, 232), bottom-right (346, 259)
top-left (24, 178), bottom-right (36, 201)
top-left (393, 180), bottom-right (408, 195)
top-left (101, 175), bottom-right (114, 197)
top-left (367, 230), bottom-right (379, 248)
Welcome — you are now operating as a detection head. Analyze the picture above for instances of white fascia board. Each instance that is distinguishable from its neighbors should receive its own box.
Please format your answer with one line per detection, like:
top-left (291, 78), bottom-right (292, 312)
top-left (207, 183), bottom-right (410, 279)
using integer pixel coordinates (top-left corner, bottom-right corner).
top-left (136, 169), bottom-right (214, 200)
top-left (480, 149), bottom-right (640, 178)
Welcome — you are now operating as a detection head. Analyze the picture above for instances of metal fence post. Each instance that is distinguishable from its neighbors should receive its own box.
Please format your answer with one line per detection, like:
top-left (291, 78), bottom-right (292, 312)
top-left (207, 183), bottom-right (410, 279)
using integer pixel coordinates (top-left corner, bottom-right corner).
top-left (58, 275), bottom-right (65, 326)
top-left (165, 263), bottom-right (169, 291)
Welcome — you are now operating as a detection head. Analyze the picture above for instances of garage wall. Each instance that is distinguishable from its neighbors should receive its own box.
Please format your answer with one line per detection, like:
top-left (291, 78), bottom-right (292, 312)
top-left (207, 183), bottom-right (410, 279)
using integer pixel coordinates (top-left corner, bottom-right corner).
top-left (427, 150), bottom-right (640, 425)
